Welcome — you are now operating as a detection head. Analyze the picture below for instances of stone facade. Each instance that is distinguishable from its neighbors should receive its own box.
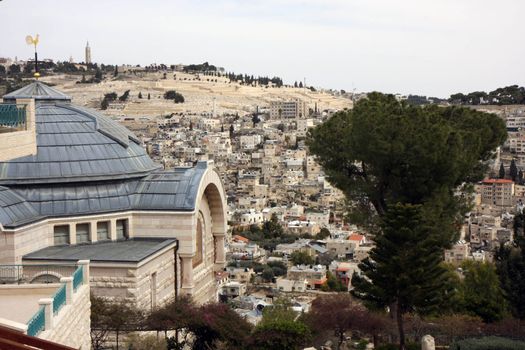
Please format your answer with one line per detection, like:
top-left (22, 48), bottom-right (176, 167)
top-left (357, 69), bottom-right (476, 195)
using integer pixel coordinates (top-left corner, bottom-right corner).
top-left (0, 98), bottom-right (37, 162)
top-left (40, 282), bottom-right (91, 350)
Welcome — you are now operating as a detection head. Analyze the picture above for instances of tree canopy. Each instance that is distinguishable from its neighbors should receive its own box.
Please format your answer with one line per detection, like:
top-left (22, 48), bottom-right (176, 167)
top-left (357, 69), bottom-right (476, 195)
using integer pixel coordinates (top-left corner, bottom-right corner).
top-left (307, 92), bottom-right (507, 229)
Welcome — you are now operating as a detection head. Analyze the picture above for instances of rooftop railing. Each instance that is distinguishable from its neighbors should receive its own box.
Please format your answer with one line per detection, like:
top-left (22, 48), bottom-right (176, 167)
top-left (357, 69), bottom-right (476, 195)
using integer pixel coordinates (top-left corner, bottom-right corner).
top-left (0, 264), bottom-right (77, 285)
top-left (0, 103), bottom-right (26, 131)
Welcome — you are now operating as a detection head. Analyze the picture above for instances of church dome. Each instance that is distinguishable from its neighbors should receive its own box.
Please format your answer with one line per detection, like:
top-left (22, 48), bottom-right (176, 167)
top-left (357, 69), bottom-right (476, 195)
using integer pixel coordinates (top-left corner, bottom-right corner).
top-left (0, 82), bottom-right (160, 185)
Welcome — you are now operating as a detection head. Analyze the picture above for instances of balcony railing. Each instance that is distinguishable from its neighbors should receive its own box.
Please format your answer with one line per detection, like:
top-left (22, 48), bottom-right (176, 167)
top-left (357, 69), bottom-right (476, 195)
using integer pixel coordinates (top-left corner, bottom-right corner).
top-left (0, 264), bottom-right (77, 284)
top-left (0, 103), bottom-right (26, 131)
top-left (23, 263), bottom-right (87, 338)
top-left (27, 306), bottom-right (45, 337)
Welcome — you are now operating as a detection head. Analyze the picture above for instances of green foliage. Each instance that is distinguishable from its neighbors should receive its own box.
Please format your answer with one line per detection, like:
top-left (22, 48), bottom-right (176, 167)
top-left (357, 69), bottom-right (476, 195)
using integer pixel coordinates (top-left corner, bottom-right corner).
top-left (307, 92), bottom-right (507, 230)
top-left (321, 271), bottom-right (346, 292)
top-left (317, 227), bottom-right (330, 239)
top-left (125, 333), bottom-right (167, 350)
top-left (104, 92), bottom-right (117, 101)
top-left (9, 64), bottom-right (21, 74)
top-left (94, 69), bottom-right (103, 82)
top-left (290, 250), bottom-right (315, 266)
top-left (90, 295), bottom-right (143, 350)
top-left (164, 90), bottom-right (185, 103)
top-left (352, 204), bottom-right (454, 313)
top-left (352, 204), bottom-right (455, 349)
top-left (183, 62), bottom-right (217, 72)
top-left (510, 160), bottom-right (518, 181)
top-left (500, 163), bottom-right (506, 179)
top-left (449, 85), bottom-right (525, 105)
top-left (376, 343), bottom-right (419, 350)
top-left (251, 299), bottom-right (311, 350)
top-left (261, 267), bottom-right (275, 282)
top-left (460, 261), bottom-right (508, 323)
top-left (118, 90), bottom-right (130, 101)
top-left (496, 220), bottom-right (525, 319)
top-left (450, 336), bottom-right (525, 350)
top-left (138, 92), bottom-right (142, 99)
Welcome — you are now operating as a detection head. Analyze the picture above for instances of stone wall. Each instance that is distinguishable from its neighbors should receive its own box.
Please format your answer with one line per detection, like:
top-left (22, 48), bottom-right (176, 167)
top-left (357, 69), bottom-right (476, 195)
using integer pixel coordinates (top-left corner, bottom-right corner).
top-left (0, 221), bottom-right (51, 264)
top-left (0, 98), bottom-right (37, 162)
top-left (40, 283), bottom-right (91, 350)
top-left (135, 247), bottom-right (176, 309)
top-left (90, 246), bottom-right (176, 310)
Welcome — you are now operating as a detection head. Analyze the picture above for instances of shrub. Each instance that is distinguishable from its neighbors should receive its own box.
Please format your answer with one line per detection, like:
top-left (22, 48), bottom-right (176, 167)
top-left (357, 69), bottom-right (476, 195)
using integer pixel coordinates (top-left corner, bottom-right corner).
top-left (376, 343), bottom-right (418, 350)
top-left (450, 336), bottom-right (525, 350)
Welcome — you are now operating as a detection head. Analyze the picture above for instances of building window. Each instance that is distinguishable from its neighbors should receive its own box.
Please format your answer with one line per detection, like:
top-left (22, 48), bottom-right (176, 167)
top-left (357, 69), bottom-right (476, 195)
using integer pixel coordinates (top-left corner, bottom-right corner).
top-left (76, 223), bottom-right (90, 244)
top-left (97, 221), bottom-right (110, 241)
top-left (116, 219), bottom-right (128, 240)
top-left (54, 225), bottom-right (70, 245)
top-left (193, 212), bottom-right (204, 267)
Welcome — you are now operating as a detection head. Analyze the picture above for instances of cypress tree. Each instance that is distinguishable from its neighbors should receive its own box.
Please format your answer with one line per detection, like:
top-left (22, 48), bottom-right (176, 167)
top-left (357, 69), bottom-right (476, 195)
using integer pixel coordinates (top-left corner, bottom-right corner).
top-left (510, 159), bottom-right (518, 181)
top-left (499, 163), bottom-right (506, 179)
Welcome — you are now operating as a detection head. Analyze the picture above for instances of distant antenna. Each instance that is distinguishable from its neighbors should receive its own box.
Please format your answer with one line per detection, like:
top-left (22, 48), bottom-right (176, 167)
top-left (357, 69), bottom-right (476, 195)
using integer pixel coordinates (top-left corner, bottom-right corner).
top-left (25, 34), bottom-right (40, 79)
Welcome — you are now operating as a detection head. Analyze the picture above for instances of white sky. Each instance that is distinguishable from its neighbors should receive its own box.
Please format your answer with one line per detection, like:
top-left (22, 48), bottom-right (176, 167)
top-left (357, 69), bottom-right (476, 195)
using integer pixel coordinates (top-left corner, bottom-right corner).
top-left (1, 0), bottom-right (524, 97)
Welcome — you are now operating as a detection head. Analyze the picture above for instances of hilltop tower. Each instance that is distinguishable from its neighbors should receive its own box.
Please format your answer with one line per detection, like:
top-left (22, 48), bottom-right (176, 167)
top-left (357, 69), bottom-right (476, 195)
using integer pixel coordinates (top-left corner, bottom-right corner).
top-left (85, 41), bottom-right (91, 64)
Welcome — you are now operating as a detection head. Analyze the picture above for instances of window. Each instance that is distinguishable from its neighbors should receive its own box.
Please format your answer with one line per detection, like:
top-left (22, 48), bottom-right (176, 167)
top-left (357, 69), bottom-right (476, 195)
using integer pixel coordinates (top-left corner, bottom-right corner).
top-left (97, 221), bottom-right (110, 241)
top-left (76, 223), bottom-right (90, 244)
top-left (54, 225), bottom-right (70, 245)
top-left (116, 219), bottom-right (128, 240)
top-left (193, 214), bottom-right (204, 267)
top-left (150, 272), bottom-right (157, 310)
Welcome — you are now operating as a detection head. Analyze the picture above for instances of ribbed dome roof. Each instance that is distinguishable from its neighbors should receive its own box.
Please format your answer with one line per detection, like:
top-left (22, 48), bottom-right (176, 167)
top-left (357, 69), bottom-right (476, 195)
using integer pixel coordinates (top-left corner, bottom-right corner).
top-left (0, 83), bottom-right (160, 185)
top-left (3, 81), bottom-right (71, 101)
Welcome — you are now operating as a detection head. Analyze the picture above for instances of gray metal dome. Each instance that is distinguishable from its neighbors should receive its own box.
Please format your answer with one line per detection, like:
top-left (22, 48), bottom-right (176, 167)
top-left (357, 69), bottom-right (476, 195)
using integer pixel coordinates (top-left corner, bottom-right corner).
top-left (0, 83), bottom-right (160, 185)
top-left (3, 81), bottom-right (71, 101)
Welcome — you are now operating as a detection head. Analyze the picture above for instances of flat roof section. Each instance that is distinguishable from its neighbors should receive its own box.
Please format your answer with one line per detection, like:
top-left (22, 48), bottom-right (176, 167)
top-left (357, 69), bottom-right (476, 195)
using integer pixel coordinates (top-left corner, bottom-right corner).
top-left (23, 238), bottom-right (177, 264)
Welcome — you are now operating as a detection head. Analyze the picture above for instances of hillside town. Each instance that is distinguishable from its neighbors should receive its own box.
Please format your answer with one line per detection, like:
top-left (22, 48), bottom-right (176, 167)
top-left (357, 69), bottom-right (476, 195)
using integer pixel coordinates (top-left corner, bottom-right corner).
top-left (1, 2), bottom-right (525, 348)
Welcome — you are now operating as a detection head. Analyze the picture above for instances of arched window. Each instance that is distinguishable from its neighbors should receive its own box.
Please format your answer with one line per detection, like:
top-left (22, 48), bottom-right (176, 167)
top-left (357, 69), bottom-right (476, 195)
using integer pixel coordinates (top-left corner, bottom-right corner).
top-left (193, 212), bottom-right (204, 267)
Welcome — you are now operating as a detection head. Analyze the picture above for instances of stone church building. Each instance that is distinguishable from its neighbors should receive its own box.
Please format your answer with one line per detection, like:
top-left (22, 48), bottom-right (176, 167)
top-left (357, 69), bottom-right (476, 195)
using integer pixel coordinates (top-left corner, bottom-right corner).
top-left (0, 82), bottom-right (227, 307)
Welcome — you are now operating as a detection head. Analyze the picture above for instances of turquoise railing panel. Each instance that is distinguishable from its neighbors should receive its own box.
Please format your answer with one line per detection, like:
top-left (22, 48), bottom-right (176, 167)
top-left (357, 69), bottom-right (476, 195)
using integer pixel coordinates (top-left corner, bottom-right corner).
top-left (73, 265), bottom-right (83, 291)
top-left (27, 305), bottom-right (45, 337)
top-left (0, 104), bottom-right (26, 128)
top-left (52, 284), bottom-right (66, 315)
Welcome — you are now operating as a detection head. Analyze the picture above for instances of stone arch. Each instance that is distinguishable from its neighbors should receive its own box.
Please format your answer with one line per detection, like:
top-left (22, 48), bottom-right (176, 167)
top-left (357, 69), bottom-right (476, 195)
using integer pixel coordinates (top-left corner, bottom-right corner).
top-left (194, 168), bottom-right (227, 236)
top-left (30, 272), bottom-right (61, 284)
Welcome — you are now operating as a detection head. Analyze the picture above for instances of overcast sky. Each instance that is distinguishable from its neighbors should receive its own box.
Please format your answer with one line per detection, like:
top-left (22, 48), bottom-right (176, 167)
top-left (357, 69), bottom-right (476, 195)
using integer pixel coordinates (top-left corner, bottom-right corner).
top-left (1, 0), bottom-right (524, 97)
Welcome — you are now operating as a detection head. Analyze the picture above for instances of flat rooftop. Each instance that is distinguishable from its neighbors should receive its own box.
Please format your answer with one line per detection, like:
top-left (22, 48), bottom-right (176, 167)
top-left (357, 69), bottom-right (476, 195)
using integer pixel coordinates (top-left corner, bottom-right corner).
top-left (23, 238), bottom-right (177, 263)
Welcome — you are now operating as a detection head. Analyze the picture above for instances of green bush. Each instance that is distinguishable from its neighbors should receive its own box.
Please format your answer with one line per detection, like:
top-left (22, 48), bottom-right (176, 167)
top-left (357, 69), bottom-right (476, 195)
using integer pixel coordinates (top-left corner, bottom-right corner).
top-left (450, 336), bottom-right (525, 350)
top-left (376, 343), bottom-right (418, 350)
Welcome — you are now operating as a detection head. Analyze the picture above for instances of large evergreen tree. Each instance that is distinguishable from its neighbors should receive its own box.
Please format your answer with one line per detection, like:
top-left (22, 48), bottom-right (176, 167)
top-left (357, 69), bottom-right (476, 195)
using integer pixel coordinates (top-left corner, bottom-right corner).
top-left (496, 213), bottom-right (525, 319)
top-left (499, 163), bottom-right (506, 179)
top-left (510, 159), bottom-right (518, 181)
top-left (307, 93), bottom-right (507, 228)
top-left (352, 203), bottom-right (453, 349)
top-left (308, 93), bottom-right (506, 350)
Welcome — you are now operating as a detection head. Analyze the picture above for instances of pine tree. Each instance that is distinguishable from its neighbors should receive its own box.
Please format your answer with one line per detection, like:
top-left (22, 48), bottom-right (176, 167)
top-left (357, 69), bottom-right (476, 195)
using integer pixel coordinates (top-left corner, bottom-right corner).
top-left (352, 203), bottom-right (454, 350)
top-left (229, 124), bottom-right (234, 139)
top-left (499, 163), bottom-right (506, 179)
top-left (147, 93), bottom-right (151, 100)
top-left (519, 169), bottom-right (524, 184)
top-left (114, 66), bottom-right (118, 77)
top-left (138, 92), bottom-right (143, 99)
top-left (510, 159), bottom-right (518, 181)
